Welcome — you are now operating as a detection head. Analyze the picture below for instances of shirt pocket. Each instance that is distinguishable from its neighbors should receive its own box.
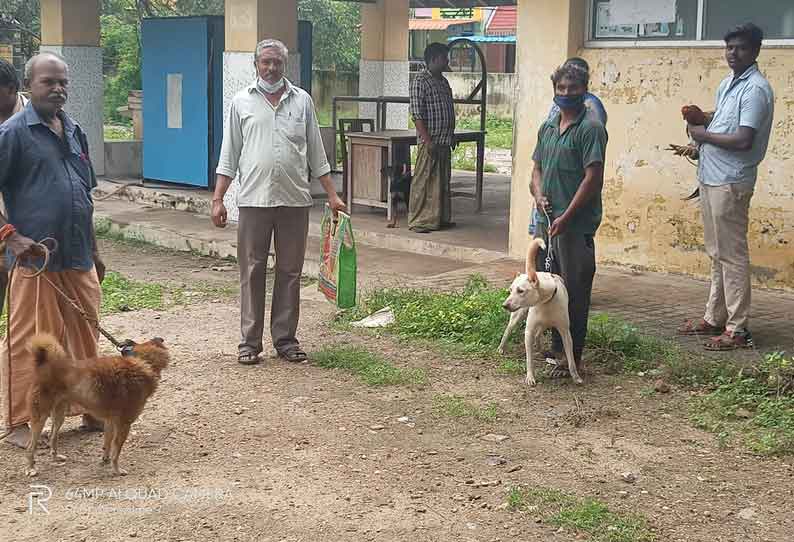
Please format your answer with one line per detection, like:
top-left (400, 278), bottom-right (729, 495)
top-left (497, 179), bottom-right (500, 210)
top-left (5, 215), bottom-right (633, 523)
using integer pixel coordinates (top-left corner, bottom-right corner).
top-left (555, 144), bottom-right (582, 173)
top-left (713, 94), bottom-right (739, 131)
top-left (279, 115), bottom-right (306, 147)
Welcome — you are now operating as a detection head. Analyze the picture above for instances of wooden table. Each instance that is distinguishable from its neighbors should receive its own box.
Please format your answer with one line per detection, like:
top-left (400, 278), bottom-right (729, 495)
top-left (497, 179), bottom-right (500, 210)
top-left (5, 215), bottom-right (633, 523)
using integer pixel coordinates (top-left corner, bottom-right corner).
top-left (344, 129), bottom-right (486, 221)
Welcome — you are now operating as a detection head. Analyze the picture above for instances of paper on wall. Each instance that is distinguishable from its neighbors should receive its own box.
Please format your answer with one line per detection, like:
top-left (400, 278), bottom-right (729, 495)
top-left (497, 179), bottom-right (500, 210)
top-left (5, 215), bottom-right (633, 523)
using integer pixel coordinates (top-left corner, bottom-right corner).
top-left (608, 0), bottom-right (676, 25)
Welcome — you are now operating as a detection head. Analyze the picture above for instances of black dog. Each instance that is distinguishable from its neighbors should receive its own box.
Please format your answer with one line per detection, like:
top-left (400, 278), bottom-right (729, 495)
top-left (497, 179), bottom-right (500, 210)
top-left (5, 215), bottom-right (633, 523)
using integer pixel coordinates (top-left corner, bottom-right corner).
top-left (384, 164), bottom-right (412, 228)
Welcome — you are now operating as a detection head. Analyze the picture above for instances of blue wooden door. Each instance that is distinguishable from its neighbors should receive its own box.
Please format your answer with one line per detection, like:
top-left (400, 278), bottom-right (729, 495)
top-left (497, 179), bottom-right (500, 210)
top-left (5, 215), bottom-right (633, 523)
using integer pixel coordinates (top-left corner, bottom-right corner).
top-left (142, 17), bottom-right (210, 187)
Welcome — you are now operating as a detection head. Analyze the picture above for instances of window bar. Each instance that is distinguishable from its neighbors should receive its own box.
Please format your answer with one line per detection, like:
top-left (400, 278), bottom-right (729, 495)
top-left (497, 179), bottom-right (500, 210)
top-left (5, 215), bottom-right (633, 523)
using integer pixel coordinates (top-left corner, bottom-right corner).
top-left (696, 0), bottom-right (705, 41)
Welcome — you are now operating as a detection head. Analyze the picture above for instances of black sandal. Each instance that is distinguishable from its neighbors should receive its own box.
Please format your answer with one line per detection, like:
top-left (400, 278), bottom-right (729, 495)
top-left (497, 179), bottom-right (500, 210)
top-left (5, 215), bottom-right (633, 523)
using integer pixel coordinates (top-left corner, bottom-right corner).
top-left (548, 365), bottom-right (571, 379)
top-left (278, 346), bottom-right (308, 363)
top-left (238, 352), bottom-right (262, 365)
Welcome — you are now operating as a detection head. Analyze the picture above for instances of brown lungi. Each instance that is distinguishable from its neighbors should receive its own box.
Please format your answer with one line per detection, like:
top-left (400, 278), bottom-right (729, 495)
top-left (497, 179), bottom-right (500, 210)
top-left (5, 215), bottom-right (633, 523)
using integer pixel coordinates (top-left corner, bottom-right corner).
top-left (1, 267), bottom-right (101, 428)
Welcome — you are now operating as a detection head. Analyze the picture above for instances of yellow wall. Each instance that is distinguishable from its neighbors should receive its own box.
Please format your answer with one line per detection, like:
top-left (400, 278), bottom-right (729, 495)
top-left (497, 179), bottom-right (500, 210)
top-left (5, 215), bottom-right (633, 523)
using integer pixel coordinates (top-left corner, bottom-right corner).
top-left (511, 40), bottom-right (794, 288)
top-left (362, 0), bottom-right (409, 62)
top-left (40, 0), bottom-right (100, 46)
top-left (225, 0), bottom-right (297, 52)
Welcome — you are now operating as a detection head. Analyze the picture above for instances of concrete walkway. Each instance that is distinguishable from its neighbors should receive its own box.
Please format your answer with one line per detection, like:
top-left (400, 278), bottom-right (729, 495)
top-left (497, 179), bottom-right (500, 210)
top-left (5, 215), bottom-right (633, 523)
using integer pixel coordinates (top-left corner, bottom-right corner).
top-left (95, 184), bottom-right (794, 362)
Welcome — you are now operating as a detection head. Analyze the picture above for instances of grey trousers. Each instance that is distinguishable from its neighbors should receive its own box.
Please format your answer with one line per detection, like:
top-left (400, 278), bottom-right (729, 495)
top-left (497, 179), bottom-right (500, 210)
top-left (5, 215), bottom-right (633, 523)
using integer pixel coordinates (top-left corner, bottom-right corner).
top-left (534, 225), bottom-right (596, 362)
top-left (237, 206), bottom-right (310, 356)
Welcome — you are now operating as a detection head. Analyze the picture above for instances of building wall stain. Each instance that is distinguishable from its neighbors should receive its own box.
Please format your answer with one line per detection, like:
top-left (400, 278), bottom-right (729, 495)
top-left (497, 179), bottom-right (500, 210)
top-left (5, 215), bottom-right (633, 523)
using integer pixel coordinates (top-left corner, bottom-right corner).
top-left (575, 47), bottom-right (794, 290)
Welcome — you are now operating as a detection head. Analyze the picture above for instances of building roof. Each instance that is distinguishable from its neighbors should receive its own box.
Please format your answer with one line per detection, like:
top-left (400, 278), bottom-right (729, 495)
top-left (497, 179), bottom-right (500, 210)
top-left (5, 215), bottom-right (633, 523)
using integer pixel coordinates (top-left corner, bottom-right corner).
top-left (486, 6), bottom-right (517, 36)
top-left (409, 1), bottom-right (515, 6)
top-left (409, 18), bottom-right (478, 31)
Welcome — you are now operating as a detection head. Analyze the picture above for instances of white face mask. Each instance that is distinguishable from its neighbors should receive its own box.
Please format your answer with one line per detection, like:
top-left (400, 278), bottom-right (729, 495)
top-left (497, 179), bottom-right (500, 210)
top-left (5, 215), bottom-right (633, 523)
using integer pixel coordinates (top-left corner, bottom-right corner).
top-left (257, 77), bottom-right (285, 95)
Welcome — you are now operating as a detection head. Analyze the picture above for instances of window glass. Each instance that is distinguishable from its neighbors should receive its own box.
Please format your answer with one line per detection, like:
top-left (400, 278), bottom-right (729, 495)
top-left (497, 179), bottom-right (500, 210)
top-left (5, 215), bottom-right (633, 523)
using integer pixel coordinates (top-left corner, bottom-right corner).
top-left (704, 0), bottom-right (794, 40)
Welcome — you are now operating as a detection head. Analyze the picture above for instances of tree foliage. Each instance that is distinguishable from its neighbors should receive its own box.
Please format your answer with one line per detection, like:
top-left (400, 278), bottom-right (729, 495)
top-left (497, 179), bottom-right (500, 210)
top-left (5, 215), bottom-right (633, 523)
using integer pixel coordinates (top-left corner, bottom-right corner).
top-left (3, 0), bottom-right (361, 123)
top-left (298, 0), bottom-right (360, 71)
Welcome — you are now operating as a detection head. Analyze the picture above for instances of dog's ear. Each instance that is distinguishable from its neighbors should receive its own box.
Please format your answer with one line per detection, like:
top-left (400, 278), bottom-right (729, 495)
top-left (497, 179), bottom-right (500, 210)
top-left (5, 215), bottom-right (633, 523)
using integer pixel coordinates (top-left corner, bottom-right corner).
top-left (152, 337), bottom-right (165, 346)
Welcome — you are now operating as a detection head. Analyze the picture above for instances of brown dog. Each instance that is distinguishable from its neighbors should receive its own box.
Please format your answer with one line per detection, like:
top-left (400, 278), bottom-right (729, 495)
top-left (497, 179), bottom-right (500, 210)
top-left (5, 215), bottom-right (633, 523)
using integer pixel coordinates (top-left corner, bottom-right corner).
top-left (25, 334), bottom-right (169, 476)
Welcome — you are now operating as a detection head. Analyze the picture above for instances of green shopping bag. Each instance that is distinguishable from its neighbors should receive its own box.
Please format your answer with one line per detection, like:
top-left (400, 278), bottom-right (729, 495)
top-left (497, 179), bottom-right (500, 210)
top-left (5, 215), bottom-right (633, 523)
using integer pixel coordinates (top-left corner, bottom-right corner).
top-left (319, 205), bottom-right (357, 309)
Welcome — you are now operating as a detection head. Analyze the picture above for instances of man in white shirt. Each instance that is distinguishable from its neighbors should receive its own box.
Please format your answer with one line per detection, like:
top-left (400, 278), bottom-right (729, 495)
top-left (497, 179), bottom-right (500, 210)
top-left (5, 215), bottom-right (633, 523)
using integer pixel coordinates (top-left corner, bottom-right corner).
top-left (211, 39), bottom-right (345, 365)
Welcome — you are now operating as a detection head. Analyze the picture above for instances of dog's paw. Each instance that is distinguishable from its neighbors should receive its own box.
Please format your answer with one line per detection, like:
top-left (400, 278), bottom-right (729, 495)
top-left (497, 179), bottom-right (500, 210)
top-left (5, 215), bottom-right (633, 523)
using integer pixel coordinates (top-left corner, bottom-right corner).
top-left (113, 467), bottom-right (128, 476)
top-left (101, 456), bottom-right (110, 465)
top-left (25, 467), bottom-right (38, 477)
top-left (524, 375), bottom-right (537, 387)
top-left (572, 375), bottom-right (584, 385)
top-left (497, 346), bottom-right (506, 355)
top-left (51, 453), bottom-right (67, 463)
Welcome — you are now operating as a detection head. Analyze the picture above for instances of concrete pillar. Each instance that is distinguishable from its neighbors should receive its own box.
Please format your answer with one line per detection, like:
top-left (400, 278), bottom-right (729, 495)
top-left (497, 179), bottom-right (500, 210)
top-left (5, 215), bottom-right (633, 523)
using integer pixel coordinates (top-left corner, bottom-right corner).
top-left (508, 0), bottom-right (585, 256)
top-left (223, 0), bottom-right (300, 222)
top-left (39, 0), bottom-right (104, 175)
top-left (359, 0), bottom-right (410, 128)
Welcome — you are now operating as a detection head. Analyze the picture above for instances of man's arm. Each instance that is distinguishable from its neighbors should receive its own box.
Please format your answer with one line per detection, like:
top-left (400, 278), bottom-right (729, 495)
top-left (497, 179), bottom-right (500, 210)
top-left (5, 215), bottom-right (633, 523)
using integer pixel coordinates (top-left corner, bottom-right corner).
top-left (211, 100), bottom-right (243, 228)
top-left (410, 78), bottom-right (432, 146)
top-left (690, 85), bottom-right (768, 152)
top-left (90, 222), bottom-right (105, 283)
top-left (549, 123), bottom-right (607, 237)
top-left (550, 163), bottom-right (604, 237)
top-left (530, 126), bottom-right (549, 212)
top-left (0, 125), bottom-right (41, 260)
top-left (305, 97), bottom-right (346, 213)
top-left (414, 119), bottom-right (432, 147)
top-left (688, 124), bottom-right (755, 151)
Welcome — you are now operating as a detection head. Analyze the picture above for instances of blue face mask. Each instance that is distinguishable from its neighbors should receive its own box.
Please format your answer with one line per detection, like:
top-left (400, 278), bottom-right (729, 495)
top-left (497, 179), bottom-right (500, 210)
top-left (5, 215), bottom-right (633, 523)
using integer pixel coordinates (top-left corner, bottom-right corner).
top-left (554, 94), bottom-right (586, 110)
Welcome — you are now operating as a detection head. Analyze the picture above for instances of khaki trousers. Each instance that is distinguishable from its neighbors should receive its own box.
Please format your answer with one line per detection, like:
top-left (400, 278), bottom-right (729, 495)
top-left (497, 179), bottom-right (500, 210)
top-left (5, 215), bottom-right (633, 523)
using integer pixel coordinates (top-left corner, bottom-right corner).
top-left (700, 182), bottom-right (754, 332)
top-left (237, 206), bottom-right (309, 356)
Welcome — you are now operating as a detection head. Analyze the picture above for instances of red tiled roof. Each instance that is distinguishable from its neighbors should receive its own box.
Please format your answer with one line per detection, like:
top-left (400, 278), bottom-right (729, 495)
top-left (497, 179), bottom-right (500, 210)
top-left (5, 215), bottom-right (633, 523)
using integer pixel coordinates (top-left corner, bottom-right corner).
top-left (409, 18), bottom-right (477, 31)
top-left (486, 6), bottom-right (516, 36)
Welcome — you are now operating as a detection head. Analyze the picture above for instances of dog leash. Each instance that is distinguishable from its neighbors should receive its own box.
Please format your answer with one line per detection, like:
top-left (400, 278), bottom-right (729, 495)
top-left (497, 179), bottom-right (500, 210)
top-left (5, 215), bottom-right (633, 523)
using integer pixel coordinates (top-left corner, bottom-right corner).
top-left (6, 239), bottom-right (130, 350)
top-left (0, 240), bottom-right (133, 440)
top-left (541, 205), bottom-right (555, 273)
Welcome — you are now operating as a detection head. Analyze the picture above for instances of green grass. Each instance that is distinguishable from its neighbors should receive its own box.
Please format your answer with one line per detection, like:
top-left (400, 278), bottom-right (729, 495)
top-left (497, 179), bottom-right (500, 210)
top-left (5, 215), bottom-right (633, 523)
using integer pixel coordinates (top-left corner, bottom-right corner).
top-left (690, 353), bottom-right (794, 456)
top-left (94, 217), bottom-right (155, 249)
top-left (433, 395), bottom-right (500, 422)
top-left (312, 345), bottom-right (427, 387)
top-left (458, 115), bottom-right (513, 149)
top-left (100, 271), bottom-right (165, 314)
top-left (338, 275), bottom-right (509, 354)
top-left (508, 486), bottom-right (655, 542)
top-left (341, 277), bottom-right (794, 455)
top-left (104, 124), bottom-right (134, 141)
top-left (451, 144), bottom-right (498, 173)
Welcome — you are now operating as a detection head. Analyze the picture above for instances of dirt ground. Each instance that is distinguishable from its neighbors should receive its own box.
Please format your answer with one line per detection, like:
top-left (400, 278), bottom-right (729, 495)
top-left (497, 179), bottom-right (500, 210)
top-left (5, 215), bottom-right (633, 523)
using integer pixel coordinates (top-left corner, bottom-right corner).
top-left (1, 240), bottom-right (793, 542)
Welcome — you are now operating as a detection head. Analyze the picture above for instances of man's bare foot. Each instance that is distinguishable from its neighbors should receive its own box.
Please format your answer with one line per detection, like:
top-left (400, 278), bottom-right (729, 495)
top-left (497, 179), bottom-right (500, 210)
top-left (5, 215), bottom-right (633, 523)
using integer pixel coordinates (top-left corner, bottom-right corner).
top-left (3, 425), bottom-right (49, 449)
top-left (79, 414), bottom-right (104, 432)
top-left (4, 425), bottom-right (32, 448)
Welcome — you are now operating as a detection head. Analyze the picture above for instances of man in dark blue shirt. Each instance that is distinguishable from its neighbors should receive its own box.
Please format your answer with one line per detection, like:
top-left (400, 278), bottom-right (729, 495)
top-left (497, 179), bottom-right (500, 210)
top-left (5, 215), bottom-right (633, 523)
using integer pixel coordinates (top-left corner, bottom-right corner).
top-left (0, 52), bottom-right (105, 448)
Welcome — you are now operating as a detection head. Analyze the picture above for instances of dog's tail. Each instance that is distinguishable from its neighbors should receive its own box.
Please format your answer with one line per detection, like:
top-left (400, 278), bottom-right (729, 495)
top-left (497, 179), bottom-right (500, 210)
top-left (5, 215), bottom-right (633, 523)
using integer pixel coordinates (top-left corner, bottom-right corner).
top-left (525, 238), bottom-right (546, 281)
top-left (28, 333), bottom-right (67, 367)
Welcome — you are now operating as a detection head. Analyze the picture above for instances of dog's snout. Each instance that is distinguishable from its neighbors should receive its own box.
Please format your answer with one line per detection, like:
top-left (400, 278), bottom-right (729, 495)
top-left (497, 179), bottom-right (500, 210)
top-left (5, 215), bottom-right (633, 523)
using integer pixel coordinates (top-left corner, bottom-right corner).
top-left (502, 301), bottom-right (512, 311)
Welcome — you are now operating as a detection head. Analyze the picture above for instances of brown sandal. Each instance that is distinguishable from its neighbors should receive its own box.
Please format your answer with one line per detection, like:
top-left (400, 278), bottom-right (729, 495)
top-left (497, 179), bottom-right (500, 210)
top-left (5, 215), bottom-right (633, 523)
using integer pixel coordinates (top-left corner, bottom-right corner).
top-left (677, 318), bottom-right (724, 336)
top-left (704, 331), bottom-right (754, 351)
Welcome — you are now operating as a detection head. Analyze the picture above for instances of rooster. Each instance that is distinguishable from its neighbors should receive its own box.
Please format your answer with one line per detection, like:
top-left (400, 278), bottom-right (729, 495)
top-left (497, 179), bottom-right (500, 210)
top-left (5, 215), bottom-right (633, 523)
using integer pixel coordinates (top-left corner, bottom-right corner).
top-left (666, 105), bottom-right (715, 200)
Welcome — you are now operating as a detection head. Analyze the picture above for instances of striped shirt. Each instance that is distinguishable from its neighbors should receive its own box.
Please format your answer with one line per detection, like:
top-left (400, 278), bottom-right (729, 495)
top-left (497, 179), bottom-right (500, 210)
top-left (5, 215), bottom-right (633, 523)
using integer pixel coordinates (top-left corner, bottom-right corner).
top-left (410, 69), bottom-right (456, 146)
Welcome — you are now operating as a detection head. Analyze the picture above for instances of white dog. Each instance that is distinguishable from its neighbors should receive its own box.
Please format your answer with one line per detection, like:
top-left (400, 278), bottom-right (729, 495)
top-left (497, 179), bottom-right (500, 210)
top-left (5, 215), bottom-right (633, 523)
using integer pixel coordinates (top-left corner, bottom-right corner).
top-left (499, 238), bottom-right (583, 386)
